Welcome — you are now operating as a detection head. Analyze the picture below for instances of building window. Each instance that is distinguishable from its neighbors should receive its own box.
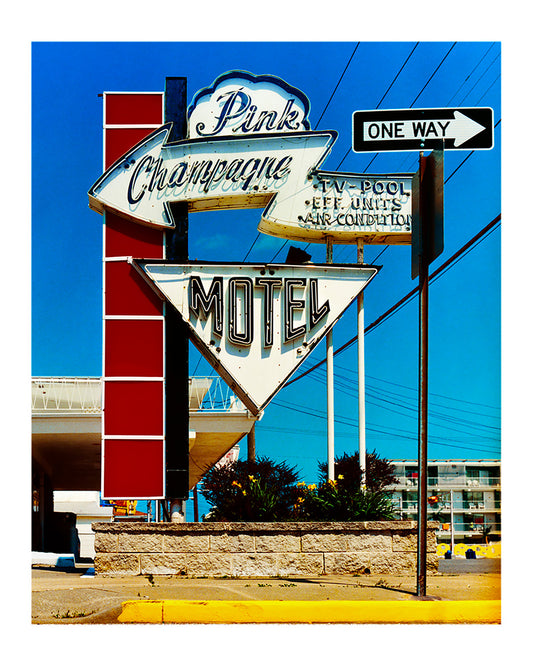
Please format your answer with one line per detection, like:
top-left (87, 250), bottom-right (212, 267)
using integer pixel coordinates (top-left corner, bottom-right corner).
top-left (463, 490), bottom-right (484, 510)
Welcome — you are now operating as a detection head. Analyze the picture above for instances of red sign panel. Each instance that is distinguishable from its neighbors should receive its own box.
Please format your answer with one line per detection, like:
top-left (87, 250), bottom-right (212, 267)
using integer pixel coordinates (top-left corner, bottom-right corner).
top-left (102, 92), bottom-right (165, 499)
top-left (103, 439), bottom-right (164, 498)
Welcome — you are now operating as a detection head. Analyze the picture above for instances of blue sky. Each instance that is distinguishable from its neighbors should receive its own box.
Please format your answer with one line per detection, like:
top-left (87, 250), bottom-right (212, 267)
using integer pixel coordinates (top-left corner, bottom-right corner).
top-left (30, 41), bottom-right (502, 504)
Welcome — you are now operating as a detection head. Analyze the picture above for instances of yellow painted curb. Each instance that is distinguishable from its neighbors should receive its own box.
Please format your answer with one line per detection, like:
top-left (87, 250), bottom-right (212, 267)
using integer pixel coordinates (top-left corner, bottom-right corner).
top-left (118, 599), bottom-right (500, 624)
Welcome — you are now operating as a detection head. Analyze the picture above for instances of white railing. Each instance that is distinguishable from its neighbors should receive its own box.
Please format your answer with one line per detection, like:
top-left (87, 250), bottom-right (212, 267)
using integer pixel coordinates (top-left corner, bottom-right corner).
top-left (32, 376), bottom-right (243, 414)
top-left (189, 377), bottom-right (246, 412)
top-left (395, 476), bottom-right (500, 488)
top-left (32, 377), bottom-right (101, 413)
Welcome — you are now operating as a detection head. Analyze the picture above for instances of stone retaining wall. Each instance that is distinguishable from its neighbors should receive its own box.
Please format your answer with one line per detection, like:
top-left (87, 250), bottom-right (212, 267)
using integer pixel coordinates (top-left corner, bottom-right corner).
top-left (92, 521), bottom-right (438, 577)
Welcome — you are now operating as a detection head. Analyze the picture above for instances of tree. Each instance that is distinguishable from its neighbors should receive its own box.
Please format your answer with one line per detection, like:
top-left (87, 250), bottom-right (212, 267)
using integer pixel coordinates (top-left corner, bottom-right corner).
top-left (317, 449), bottom-right (398, 491)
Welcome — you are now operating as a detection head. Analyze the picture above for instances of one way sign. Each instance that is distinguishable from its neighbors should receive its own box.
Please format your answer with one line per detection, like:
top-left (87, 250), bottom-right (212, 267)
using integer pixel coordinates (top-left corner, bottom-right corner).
top-left (353, 107), bottom-right (493, 152)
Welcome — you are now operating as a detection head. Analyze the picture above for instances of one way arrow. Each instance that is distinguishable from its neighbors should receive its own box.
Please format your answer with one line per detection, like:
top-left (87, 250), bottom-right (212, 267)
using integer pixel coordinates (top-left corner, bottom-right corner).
top-left (88, 123), bottom-right (337, 230)
top-left (353, 107), bottom-right (493, 153)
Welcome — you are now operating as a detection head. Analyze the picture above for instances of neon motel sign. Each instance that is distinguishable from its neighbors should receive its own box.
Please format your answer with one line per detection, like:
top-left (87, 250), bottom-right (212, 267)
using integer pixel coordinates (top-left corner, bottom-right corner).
top-left (135, 261), bottom-right (378, 414)
top-left (89, 72), bottom-right (398, 412)
top-left (89, 71), bottom-right (412, 244)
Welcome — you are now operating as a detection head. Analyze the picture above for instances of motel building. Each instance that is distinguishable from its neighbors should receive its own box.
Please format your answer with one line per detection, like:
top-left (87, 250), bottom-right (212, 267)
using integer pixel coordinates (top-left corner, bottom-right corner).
top-left (389, 459), bottom-right (501, 557)
top-left (31, 376), bottom-right (501, 560)
top-left (32, 376), bottom-right (256, 559)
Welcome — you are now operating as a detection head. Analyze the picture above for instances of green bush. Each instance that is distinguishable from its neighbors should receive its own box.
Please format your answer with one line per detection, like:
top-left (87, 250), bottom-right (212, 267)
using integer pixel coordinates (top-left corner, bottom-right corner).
top-left (200, 451), bottom-right (397, 522)
top-left (291, 478), bottom-right (396, 521)
top-left (201, 456), bottom-right (300, 522)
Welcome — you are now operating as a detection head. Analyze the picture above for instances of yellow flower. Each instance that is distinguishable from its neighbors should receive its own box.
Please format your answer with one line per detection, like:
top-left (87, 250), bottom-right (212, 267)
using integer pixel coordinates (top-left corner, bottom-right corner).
top-left (248, 475), bottom-right (257, 483)
top-left (338, 474), bottom-right (344, 480)
top-left (308, 484), bottom-right (317, 491)
top-left (296, 481), bottom-right (306, 487)
top-left (242, 490), bottom-right (247, 496)
top-left (232, 480), bottom-right (242, 488)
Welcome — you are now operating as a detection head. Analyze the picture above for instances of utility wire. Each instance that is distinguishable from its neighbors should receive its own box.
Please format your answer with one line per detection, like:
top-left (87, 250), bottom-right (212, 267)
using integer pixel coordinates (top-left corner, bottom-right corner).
top-left (315, 43), bottom-right (360, 128)
top-left (285, 214), bottom-right (501, 386)
top-left (446, 43), bottom-right (496, 106)
top-left (270, 399), bottom-right (500, 455)
top-left (458, 52), bottom-right (500, 106)
top-left (242, 232), bottom-right (260, 261)
top-left (245, 45), bottom-right (361, 265)
top-left (339, 42), bottom-right (456, 173)
top-left (335, 42), bottom-right (421, 173)
top-left (335, 365), bottom-right (500, 414)
top-left (411, 42), bottom-right (457, 107)
top-left (307, 368), bottom-right (500, 440)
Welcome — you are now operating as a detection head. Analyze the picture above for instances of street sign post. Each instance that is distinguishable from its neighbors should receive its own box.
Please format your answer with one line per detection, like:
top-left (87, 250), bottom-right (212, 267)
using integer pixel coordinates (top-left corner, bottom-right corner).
top-left (353, 107), bottom-right (493, 153)
top-left (352, 103), bottom-right (493, 596)
top-left (411, 149), bottom-right (444, 596)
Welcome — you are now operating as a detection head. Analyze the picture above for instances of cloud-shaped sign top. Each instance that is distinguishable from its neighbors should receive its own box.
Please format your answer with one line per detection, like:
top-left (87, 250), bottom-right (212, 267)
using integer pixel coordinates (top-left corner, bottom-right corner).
top-left (187, 70), bottom-right (312, 139)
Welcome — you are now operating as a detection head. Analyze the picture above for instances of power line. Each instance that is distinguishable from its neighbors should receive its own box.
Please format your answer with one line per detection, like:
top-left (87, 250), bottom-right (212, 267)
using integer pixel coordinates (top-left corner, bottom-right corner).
top-left (376, 43), bottom-right (420, 108)
top-left (242, 232), bottom-right (260, 261)
top-left (286, 214), bottom-right (501, 386)
top-left (270, 399), bottom-right (500, 456)
top-left (457, 52), bottom-right (500, 106)
top-left (446, 43), bottom-right (496, 106)
top-left (397, 43), bottom-right (499, 173)
top-left (335, 365), bottom-right (501, 413)
top-left (259, 424), bottom-right (500, 456)
top-left (410, 42), bottom-right (457, 107)
top-left (315, 43), bottom-right (360, 128)
top-left (339, 42), bottom-right (458, 174)
top-left (444, 119), bottom-right (500, 184)
top-left (335, 42), bottom-right (421, 173)
top-left (307, 368), bottom-right (500, 441)
top-left (243, 45), bottom-right (361, 264)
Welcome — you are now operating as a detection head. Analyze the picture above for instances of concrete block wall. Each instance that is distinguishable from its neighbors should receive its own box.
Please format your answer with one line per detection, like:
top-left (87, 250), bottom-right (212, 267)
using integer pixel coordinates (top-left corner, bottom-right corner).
top-left (92, 521), bottom-right (438, 577)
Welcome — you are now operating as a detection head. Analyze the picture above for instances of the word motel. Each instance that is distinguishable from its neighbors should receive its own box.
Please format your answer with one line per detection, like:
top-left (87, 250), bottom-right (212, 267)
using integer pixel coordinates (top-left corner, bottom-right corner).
top-left (136, 262), bottom-right (378, 413)
top-left (189, 275), bottom-right (330, 346)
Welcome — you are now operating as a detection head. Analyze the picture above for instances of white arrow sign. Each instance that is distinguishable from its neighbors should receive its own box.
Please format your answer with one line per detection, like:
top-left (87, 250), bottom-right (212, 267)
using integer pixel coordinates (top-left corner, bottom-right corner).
top-left (89, 123), bottom-right (336, 230)
top-left (134, 261), bottom-right (379, 414)
top-left (353, 107), bottom-right (493, 152)
top-left (363, 111), bottom-right (485, 147)
top-left (260, 170), bottom-right (413, 244)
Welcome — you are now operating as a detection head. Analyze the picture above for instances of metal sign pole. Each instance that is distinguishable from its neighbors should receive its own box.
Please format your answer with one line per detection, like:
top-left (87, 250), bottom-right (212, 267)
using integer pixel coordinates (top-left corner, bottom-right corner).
top-left (450, 491), bottom-right (455, 557)
top-left (326, 237), bottom-right (335, 481)
top-left (416, 210), bottom-right (429, 597)
top-left (164, 77), bottom-right (190, 522)
top-left (247, 423), bottom-right (256, 461)
top-left (412, 149), bottom-right (443, 597)
top-left (357, 239), bottom-right (366, 489)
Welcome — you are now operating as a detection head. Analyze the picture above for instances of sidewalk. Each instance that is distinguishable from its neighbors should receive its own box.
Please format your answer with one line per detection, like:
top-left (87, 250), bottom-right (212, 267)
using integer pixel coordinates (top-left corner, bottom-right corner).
top-left (31, 562), bottom-right (501, 624)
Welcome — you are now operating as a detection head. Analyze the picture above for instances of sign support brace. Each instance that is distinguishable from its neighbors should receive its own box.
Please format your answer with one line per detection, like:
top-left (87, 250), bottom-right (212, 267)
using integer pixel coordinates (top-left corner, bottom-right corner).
top-left (357, 239), bottom-right (366, 489)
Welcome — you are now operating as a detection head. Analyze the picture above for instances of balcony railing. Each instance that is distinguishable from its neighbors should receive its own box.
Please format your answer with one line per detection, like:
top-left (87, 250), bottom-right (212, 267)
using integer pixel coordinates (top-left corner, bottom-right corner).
top-left (32, 377), bottom-right (244, 414)
top-left (395, 475), bottom-right (500, 488)
top-left (439, 522), bottom-right (501, 534)
top-left (32, 377), bottom-right (101, 413)
top-left (392, 500), bottom-right (501, 511)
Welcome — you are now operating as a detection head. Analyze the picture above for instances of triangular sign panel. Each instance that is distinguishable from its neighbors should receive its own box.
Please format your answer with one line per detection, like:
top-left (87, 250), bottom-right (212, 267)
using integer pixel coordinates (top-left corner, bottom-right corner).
top-left (136, 262), bottom-right (379, 415)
